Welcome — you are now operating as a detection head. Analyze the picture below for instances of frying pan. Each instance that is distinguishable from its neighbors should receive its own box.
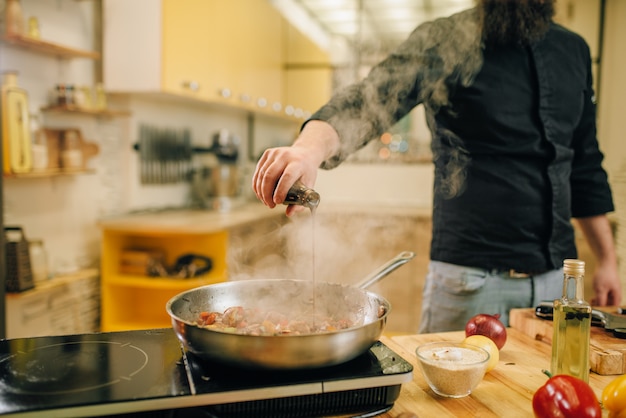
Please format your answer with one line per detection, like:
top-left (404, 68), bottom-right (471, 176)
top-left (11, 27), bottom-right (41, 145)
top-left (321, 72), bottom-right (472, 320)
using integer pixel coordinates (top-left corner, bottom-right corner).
top-left (166, 251), bottom-right (415, 369)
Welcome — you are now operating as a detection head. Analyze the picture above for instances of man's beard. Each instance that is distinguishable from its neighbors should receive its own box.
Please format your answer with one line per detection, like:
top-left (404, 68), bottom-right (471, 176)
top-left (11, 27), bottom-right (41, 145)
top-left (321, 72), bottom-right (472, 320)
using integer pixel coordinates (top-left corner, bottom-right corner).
top-left (478, 0), bottom-right (556, 46)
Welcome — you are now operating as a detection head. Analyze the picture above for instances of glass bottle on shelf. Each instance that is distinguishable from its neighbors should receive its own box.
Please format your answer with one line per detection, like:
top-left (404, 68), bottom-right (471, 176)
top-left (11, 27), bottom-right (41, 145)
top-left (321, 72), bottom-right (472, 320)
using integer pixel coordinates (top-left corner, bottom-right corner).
top-left (550, 259), bottom-right (592, 382)
top-left (29, 239), bottom-right (49, 283)
top-left (27, 16), bottom-right (40, 39)
top-left (94, 83), bottom-right (107, 110)
top-left (30, 114), bottom-right (48, 171)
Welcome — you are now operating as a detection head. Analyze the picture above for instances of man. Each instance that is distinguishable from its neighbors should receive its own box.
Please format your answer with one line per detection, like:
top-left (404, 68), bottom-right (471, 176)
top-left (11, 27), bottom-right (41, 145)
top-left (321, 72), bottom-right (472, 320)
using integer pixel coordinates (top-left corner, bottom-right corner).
top-left (252, 0), bottom-right (622, 332)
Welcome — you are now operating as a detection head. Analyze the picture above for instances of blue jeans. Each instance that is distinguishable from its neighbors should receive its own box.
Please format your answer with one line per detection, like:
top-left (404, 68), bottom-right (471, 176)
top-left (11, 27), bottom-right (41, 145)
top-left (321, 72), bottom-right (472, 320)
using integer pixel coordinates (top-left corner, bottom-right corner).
top-left (418, 261), bottom-right (563, 333)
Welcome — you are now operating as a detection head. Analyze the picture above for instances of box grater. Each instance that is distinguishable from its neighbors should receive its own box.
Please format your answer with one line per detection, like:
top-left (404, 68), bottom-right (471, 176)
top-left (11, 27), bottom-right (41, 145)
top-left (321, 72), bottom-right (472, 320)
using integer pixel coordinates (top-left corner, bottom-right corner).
top-left (5, 226), bottom-right (34, 292)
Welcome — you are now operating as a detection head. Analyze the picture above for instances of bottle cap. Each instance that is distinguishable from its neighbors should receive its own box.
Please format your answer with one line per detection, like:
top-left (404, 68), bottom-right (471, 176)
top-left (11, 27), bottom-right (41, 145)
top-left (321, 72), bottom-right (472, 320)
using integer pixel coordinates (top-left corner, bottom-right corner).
top-left (563, 259), bottom-right (585, 275)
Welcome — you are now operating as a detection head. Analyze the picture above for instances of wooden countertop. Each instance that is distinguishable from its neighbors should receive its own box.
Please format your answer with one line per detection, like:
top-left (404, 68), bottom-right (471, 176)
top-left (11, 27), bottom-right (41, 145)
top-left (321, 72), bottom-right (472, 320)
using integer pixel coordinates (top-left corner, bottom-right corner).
top-left (97, 202), bottom-right (284, 234)
top-left (316, 203), bottom-right (432, 218)
top-left (378, 328), bottom-right (617, 417)
top-left (97, 202), bottom-right (433, 234)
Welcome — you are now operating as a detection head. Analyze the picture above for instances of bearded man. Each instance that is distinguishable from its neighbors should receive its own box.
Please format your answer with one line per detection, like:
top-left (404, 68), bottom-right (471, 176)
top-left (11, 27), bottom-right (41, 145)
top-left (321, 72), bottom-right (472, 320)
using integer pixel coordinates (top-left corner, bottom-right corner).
top-left (252, 0), bottom-right (621, 332)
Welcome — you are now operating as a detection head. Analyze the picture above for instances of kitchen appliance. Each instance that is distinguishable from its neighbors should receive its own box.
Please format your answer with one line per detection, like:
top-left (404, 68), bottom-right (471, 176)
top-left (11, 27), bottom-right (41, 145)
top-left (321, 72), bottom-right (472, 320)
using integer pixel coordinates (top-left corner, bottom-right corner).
top-left (190, 129), bottom-right (242, 211)
top-left (0, 328), bottom-right (413, 417)
top-left (167, 251), bottom-right (415, 369)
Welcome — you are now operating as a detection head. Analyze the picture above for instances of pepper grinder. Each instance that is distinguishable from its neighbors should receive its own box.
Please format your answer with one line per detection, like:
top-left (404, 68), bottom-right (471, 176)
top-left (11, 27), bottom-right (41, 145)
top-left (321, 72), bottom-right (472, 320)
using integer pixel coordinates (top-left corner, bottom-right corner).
top-left (283, 180), bottom-right (320, 209)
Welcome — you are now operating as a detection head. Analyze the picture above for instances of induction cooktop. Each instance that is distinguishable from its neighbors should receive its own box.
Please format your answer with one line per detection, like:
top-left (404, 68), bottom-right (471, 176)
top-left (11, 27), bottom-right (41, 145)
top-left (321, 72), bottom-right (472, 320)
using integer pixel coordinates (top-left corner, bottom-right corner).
top-left (0, 329), bottom-right (413, 418)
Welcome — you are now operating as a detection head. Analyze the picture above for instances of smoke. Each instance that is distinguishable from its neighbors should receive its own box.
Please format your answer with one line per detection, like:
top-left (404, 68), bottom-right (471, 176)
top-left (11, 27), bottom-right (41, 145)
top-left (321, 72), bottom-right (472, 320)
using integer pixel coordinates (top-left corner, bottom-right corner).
top-left (228, 211), bottom-right (416, 288)
top-left (321, 9), bottom-right (484, 200)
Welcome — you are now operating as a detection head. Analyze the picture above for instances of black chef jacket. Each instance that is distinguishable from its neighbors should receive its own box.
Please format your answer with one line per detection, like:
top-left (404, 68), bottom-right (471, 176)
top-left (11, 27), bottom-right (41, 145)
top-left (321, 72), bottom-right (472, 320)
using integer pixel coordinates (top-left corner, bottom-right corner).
top-left (308, 8), bottom-right (614, 272)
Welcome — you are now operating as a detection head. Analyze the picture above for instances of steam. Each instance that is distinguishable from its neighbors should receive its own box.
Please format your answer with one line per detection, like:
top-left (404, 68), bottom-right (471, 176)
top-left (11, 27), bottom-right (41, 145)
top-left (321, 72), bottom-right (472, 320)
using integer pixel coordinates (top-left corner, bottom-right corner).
top-left (320, 8), bottom-right (483, 200)
top-left (228, 211), bottom-right (415, 290)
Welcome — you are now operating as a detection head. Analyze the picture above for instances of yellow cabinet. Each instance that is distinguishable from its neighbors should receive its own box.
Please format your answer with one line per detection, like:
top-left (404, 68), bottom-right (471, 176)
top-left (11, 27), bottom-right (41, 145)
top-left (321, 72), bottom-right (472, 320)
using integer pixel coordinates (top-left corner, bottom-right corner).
top-left (98, 204), bottom-right (285, 332)
top-left (100, 228), bottom-right (228, 331)
top-left (104, 0), bottom-right (285, 113)
top-left (224, 1), bottom-right (284, 109)
top-left (284, 23), bottom-right (333, 116)
top-left (160, 0), bottom-right (219, 100)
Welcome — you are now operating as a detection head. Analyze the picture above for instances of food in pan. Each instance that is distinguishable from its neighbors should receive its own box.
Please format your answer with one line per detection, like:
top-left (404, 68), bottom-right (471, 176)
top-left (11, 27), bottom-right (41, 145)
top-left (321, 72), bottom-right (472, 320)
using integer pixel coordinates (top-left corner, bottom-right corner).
top-left (195, 306), bottom-right (356, 336)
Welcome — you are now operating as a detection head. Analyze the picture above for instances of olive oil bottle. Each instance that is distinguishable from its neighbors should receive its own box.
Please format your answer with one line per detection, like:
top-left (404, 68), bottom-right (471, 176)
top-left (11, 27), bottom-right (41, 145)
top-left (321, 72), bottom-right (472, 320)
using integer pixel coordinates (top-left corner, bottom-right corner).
top-left (550, 259), bottom-right (591, 382)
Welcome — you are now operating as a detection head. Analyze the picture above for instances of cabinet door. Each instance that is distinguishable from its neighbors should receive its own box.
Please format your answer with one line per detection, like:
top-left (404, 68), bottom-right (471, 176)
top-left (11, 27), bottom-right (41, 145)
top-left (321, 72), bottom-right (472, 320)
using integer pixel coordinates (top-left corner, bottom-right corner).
top-left (161, 0), bottom-right (223, 100)
top-left (284, 23), bottom-right (332, 114)
top-left (230, 0), bottom-right (284, 109)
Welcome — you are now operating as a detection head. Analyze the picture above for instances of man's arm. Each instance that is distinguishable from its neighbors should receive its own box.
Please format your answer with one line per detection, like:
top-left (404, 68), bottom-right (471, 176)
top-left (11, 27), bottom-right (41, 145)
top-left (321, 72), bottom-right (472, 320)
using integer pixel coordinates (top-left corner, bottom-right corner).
top-left (574, 215), bottom-right (622, 306)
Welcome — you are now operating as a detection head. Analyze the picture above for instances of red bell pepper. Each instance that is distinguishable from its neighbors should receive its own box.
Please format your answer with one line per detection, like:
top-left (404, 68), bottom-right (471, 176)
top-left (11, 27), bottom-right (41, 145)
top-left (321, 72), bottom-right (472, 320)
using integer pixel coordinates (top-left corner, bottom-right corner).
top-left (532, 370), bottom-right (601, 418)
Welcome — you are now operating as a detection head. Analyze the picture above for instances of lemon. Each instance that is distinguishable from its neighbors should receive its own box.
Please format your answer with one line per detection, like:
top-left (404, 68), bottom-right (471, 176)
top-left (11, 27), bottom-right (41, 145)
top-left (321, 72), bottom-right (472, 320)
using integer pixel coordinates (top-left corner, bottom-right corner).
top-left (463, 334), bottom-right (499, 372)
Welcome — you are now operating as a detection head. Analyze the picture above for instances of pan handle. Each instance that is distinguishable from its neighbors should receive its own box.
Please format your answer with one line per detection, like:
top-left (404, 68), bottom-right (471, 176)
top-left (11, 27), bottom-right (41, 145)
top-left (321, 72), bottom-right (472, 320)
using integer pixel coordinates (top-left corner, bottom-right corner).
top-left (355, 251), bottom-right (416, 289)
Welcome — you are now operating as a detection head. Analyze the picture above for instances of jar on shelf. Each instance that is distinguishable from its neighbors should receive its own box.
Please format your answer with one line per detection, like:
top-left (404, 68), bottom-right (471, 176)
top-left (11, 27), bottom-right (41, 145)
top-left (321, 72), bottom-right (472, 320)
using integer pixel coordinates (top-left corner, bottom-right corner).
top-left (61, 130), bottom-right (83, 170)
top-left (55, 84), bottom-right (67, 106)
top-left (27, 16), bottom-right (40, 39)
top-left (65, 84), bottom-right (75, 106)
top-left (94, 82), bottom-right (107, 110)
top-left (29, 239), bottom-right (49, 283)
top-left (4, 0), bottom-right (25, 36)
top-left (30, 114), bottom-right (48, 171)
top-left (78, 85), bottom-right (93, 109)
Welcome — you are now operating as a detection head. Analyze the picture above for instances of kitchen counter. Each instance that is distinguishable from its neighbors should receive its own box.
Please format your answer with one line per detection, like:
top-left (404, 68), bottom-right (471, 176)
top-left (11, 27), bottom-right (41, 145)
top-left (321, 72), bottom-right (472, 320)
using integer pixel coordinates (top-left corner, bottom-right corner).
top-left (97, 201), bottom-right (433, 235)
top-left (316, 203), bottom-right (432, 218)
top-left (378, 328), bottom-right (616, 417)
top-left (97, 202), bottom-right (285, 234)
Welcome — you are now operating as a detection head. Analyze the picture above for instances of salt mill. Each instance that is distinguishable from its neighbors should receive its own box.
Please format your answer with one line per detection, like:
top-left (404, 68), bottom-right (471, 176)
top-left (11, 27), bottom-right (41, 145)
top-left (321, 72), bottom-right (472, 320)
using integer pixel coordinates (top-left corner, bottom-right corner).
top-left (283, 180), bottom-right (320, 209)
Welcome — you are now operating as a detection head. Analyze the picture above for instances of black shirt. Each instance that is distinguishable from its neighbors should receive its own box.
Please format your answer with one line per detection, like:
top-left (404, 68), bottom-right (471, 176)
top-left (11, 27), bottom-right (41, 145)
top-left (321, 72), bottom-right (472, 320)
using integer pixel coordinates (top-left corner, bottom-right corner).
top-left (309, 9), bottom-right (614, 272)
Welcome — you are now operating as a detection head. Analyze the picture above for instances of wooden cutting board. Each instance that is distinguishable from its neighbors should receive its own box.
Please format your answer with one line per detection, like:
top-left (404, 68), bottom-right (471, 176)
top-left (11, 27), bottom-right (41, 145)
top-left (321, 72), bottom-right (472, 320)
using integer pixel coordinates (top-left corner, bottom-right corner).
top-left (381, 329), bottom-right (615, 418)
top-left (509, 308), bottom-right (626, 375)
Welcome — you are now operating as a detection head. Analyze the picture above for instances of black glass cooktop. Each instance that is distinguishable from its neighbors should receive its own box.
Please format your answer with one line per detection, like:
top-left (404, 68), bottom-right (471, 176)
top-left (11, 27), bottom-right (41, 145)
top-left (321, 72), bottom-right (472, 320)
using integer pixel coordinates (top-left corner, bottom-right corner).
top-left (0, 329), bottom-right (412, 418)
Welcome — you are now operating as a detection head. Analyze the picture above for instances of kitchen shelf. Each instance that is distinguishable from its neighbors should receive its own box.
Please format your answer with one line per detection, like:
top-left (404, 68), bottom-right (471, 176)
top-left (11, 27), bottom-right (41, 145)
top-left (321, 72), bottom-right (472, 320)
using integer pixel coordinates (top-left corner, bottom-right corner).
top-left (100, 228), bottom-right (228, 331)
top-left (5, 268), bottom-right (100, 339)
top-left (41, 105), bottom-right (131, 117)
top-left (107, 273), bottom-right (224, 290)
top-left (0, 33), bottom-right (100, 59)
top-left (3, 168), bottom-right (96, 179)
top-left (103, 319), bottom-right (170, 333)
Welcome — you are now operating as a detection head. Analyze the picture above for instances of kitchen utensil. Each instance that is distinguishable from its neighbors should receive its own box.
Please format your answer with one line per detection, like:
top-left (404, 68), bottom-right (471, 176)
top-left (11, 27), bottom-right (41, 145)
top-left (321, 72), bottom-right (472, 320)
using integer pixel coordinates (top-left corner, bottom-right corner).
top-left (4, 226), bottom-right (34, 292)
top-left (136, 125), bottom-right (192, 184)
top-left (535, 300), bottom-right (626, 330)
top-left (166, 251), bottom-right (415, 369)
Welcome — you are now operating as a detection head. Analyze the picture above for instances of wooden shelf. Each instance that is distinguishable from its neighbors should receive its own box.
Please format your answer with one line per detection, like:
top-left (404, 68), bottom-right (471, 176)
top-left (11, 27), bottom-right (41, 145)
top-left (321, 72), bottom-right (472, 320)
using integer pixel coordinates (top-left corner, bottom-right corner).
top-left (5, 268), bottom-right (99, 297)
top-left (4, 168), bottom-right (96, 179)
top-left (5, 268), bottom-right (100, 339)
top-left (100, 228), bottom-right (229, 332)
top-left (0, 33), bottom-right (100, 59)
top-left (41, 105), bottom-right (131, 117)
top-left (107, 273), bottom-right (225, 290)
top-left (103, 320), bottom-right (169, 333)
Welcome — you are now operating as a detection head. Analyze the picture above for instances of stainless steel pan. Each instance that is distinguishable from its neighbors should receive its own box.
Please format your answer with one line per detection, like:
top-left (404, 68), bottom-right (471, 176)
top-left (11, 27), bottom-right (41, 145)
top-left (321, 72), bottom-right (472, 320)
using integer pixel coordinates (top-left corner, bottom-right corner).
top-left (166, 251), bottom-right (415, 369)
